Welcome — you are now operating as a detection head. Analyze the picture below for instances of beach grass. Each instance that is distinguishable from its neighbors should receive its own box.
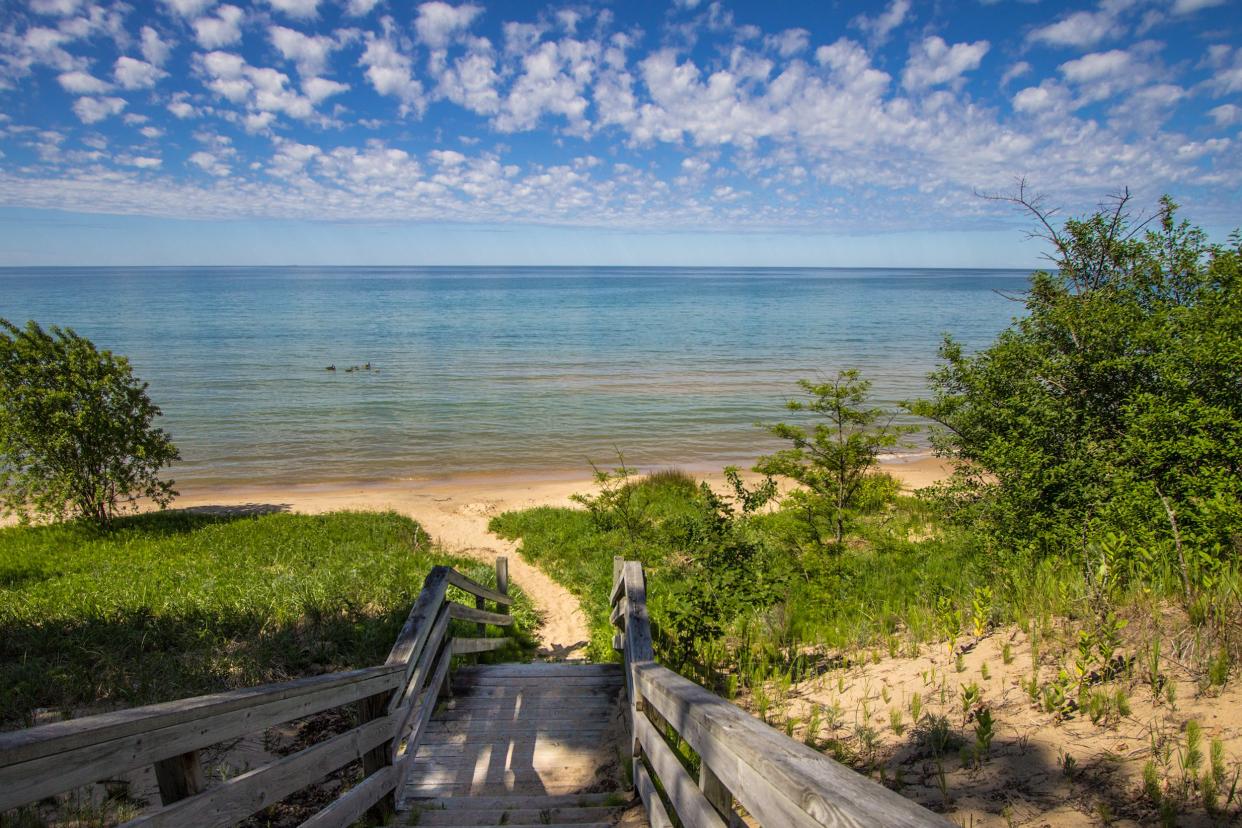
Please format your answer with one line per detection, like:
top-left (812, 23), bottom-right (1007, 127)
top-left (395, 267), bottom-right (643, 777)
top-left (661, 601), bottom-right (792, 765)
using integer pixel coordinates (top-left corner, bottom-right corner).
top-left (491, 474), bottom-right (973, 659)
top-left (0, 509), bottom-right (535, 729)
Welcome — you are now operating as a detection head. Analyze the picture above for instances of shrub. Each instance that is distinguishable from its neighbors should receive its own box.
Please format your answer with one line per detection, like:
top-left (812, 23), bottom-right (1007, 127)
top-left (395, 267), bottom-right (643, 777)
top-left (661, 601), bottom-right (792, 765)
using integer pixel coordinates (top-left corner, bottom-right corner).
top-left (0, 320), bottom-right (179, 527)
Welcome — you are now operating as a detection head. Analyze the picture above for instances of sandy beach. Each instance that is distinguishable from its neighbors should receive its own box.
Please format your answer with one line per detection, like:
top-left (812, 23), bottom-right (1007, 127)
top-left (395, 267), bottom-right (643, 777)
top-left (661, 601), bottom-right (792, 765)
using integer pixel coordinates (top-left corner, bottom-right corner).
top-left (166, 456), bottom-right (953, 659)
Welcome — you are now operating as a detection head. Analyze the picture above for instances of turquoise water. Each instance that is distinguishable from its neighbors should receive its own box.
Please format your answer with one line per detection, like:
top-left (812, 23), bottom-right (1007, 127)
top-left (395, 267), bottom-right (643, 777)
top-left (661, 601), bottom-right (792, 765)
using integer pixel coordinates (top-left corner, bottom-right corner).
top-left (0, 267), bottom-right (1029, 488)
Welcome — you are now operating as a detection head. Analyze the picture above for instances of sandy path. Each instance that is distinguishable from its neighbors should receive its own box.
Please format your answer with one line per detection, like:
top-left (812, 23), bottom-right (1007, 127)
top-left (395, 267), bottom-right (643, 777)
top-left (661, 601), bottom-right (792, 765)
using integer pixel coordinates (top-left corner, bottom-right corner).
top-left (118, 457), bottom-right (955, 661)
top-left (175, 475), bottom-right (596, 659)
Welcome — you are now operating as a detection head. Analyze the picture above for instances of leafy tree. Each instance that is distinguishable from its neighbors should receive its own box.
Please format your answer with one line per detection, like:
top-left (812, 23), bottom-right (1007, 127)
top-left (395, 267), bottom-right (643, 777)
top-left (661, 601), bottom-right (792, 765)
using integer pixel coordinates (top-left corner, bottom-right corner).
top-left (754, 369), bottom-right (915, 547)
top-left (911, 189), bottom-right (1242, 591)
top-left (0, 320), bottom-right (180, 527)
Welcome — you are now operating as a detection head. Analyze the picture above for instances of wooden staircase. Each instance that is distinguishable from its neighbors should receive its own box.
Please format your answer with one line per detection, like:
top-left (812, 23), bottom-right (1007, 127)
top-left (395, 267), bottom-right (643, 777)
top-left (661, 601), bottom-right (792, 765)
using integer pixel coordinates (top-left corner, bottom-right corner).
top-left (399, 662), bottom-right (637, 826)
top-left (1, 555), bottom-right (954, 827)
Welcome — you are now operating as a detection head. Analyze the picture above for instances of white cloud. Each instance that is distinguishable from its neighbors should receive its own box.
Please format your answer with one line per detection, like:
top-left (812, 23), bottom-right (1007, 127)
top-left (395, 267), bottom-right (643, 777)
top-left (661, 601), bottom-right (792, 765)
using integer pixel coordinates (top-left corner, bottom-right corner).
top-left (189, 150), bottom-right (231, 175)
top-left (140, 125), bottom-right (164, 138)
top-left (114, 56), bottom-right (164, 89)
top-left (345, 0), bottom-right (380, 16)
top-left (303, 76), bottom-right (348, 103)
top-left (168, 97), bottom-right (198, 118)
top-left (359, 30), bottom-right (426, 114)
top-left (765, 28), bottom-right (809, 58)
top-left (160, 0), bottom-right (216, 18)
top-left (414, 2), bottom-right (483, 49)
top-left (1012, 81), bottom-right (1069, 114)
top-left (265, 0), bottom-right (320, 19)
top-left (433, 40), bottom-right (500, 114)
top-left (494, 37), bottom-right (598, 134)
top-left (1059, 49), bottom-right (1131, 83)
top-left (119, 154), bottom-right (162, 169)
top-left (1028, 3), bottom-right (1126, 49)
top-left (72, 95), bottom-right (127, 123)
top-left (245, 111), bottom-right (275, 131)
top-left (1057, 47), bottom-right (1155, 104)
top-left (140, 26), bottom-right (172, 67)
top-left (196, 50), bottom-right (316, 120)
top-left (30, 0), bottom-right (84, 16)
top-left (270, 25), bottom-right (336, 76)
top-left (1209, 103), bottom-right (1240, 126)
top-left (193, 5), bottom-right (244, 49)
top-left (57, 70), bottom-right (111, 93)
top-left (851, 0), bottom-right (910, 45)
top-left (901, 37), bottom-right (989, 91)
top-left (1172, 0), bottom-right (1225, 13)
top-left (1000, 61), bottom-right (1031, 87)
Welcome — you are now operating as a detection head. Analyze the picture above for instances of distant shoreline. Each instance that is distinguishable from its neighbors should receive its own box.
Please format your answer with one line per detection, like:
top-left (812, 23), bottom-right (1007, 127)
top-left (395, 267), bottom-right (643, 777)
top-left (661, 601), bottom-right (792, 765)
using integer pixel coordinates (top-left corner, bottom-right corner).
top-left (166, 454), bottom-right (954, 516)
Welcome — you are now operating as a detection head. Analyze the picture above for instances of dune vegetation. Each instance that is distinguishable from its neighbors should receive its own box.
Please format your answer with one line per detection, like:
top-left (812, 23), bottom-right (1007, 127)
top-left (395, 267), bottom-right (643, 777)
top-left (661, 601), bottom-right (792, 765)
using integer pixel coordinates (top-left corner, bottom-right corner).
top-left (492, 196), bottom-right (1242, 825)
top-left (0, 509), bottom-right (536, 730)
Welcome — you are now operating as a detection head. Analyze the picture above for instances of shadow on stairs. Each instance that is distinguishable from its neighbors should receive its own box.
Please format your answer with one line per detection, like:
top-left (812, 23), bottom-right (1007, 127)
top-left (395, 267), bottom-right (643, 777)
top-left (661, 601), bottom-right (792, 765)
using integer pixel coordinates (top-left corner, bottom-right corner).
top-left (398, 662), bottom-right (646, 827)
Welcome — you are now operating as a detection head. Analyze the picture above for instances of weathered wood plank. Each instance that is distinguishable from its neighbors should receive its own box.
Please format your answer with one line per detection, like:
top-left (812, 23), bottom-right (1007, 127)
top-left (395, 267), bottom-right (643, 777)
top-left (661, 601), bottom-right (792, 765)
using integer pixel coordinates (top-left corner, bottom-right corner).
top-left (635, 760), bottom-right (675, 828)
top-left (447, 602), bottom-right (513, 627)
top-left (700, 762), bottom-right (741, 827)
top-left (389, 605), bottom-right (450, 715)
top-left (152, 750), bottom-right (204, 805)
top-left (635, 713), bottom-right (725, 828)
top-left (609, 596), bottom-right (627, 627)
top-left (0, 664), bottom-right (400, 768)
top-left (445, 568), bottom-right (514, 606)
top-left (359, 688), bottom-right (396, 821)
top-left (610, 556), bottom-right (626, 606)
top-left (392, 637), bottom-right (452, 759)
top-left (495, 557), bottom-right (508, 602)
top-left (387, 568), bottom-right (449, 679)
top-left (0, 667), bottom-right (402, 811)
top-left (395, 637), bottom-right (453, 764)
top-left (634, 662), bottom-right (954, 828)
top-left (621, 562), bottom-right (653, 663)
top-left (120, 714), bottom-right (396, 828)
top-left (300, 765), bottom-right (397, 828)
top-left (452, 664), bottom-right (621, 679)
top-left (450, 675), bottom-right (623, 690)
top-left (450, 637), bottom-right (510, 655)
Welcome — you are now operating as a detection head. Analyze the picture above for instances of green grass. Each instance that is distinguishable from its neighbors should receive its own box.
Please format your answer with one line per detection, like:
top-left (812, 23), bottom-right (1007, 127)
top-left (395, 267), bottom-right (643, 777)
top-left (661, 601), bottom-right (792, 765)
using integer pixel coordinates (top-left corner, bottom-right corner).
top-left (490, 471), bottom-right (1070, 671)
top-left (0, 509), bottom-right (535, 728)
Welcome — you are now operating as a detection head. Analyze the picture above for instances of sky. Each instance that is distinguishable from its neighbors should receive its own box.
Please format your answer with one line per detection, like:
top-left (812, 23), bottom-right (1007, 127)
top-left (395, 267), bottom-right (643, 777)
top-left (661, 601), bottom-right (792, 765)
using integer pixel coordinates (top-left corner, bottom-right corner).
top-left (0, 0), bottom-right (1238, 266)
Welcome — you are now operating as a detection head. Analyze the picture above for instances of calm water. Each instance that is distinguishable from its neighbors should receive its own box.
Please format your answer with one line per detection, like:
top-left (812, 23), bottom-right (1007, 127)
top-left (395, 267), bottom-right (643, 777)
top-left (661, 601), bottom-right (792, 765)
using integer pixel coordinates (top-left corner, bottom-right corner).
top-left (0, 267), bottom-right (1028, 488)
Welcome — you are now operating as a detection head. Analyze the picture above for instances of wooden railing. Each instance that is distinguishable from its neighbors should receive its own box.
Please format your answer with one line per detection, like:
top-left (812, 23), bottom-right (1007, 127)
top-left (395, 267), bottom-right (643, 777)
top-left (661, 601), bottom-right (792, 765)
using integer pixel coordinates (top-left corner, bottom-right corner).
top-left (0, 558), bottom-right (513, 827)
top-left (610, 558), bottom-right (954, 828)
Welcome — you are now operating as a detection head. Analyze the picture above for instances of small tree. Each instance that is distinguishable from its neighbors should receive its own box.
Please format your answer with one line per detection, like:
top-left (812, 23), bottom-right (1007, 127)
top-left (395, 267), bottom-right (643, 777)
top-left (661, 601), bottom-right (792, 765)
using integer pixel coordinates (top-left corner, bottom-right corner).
top-left (754, 370), bottom-right (915, 547)
top-left (911, 188), bottom-right (1242, 585)
top-left (0, 319), bottom-right (180, 527)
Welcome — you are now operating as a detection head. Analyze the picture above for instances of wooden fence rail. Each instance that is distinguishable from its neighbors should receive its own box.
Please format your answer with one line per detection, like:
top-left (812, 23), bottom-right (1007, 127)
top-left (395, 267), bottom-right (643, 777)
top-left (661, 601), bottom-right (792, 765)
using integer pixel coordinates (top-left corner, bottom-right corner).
top-left (610, 558), bottom-right (954, 828)
top-left (0, 557), bottom-right (513, 827)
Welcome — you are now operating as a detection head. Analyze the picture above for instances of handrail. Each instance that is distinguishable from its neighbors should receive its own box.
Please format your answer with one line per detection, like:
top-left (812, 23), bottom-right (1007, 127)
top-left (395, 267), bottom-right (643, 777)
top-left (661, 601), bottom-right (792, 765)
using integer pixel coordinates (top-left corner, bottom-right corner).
top-left (610, 558), bottom-right (954, 828)
top-left (0, 556), bottom-right (513, 827)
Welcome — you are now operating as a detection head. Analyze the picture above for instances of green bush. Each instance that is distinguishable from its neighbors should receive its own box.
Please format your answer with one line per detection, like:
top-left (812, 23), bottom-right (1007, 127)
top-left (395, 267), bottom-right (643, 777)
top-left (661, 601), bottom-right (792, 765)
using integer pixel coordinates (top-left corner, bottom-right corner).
top-left (0, 320), bottom-right (179, 527)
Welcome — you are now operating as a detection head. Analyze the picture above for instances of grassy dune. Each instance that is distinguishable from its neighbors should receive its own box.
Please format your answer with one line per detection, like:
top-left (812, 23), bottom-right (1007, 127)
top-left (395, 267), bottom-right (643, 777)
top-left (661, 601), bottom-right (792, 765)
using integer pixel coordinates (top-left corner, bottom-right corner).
top-left (0, 509), bottom-right (535, 729)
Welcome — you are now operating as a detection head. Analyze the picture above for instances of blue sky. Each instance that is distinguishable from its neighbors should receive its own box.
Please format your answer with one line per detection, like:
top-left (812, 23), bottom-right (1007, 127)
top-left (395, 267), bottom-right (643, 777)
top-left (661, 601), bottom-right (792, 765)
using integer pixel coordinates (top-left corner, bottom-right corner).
top-left (0, 0), bottom-right (1237, 266)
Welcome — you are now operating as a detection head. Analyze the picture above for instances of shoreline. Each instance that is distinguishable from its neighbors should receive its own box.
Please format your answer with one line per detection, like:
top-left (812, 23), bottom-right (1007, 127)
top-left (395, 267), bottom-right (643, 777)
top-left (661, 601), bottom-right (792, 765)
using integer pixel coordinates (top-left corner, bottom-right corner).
top-left (167, 454), bottom-right (954, 515)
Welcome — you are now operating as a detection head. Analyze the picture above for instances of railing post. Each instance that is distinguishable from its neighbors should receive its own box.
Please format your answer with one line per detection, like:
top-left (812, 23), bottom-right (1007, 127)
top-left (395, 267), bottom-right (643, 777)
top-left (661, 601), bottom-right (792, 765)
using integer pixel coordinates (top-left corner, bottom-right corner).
top-left (700, 763), bottom-right (741, 827)
top-left (153, 750), bottom-right (204, 805)
top-left (496, 556), bottom-right (508, 599)
top-left (358, 691), bottom-right (396, 821)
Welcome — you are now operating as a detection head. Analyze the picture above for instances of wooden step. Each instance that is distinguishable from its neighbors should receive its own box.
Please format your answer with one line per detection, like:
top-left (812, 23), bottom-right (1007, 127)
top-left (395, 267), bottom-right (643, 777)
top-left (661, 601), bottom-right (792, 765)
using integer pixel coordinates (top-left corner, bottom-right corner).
top-left (408, 793), bottom-right (629, 810)
top-left (399, 662), bottom-right (631, 819)
top-left (415, 806), bottom-right (624, 825)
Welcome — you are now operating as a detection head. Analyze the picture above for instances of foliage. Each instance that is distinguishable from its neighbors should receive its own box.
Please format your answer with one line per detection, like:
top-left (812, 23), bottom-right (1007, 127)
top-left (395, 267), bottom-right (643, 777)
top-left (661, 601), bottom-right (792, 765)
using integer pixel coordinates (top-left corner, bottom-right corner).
top-left (911, 194), bottom-right (1242, 598)
top-left (0, 510), bottom-right (536, 726)
top-left (0, 319), bottom-right (180, 527)
top-left (755, 369), bottom-right (915, 547)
